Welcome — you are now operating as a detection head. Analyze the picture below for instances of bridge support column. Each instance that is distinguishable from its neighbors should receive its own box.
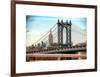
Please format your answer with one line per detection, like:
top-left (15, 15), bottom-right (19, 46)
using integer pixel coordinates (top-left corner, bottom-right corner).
top-left (58, 20), bottom-right (63, 45)
top-left (65, 20), bottom-right (72, 48)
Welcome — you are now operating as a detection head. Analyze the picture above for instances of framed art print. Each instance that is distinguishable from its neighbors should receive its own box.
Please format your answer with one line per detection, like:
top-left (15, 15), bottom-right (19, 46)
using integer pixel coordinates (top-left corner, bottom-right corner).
top-left (11, 0), bottom-right (97, 77)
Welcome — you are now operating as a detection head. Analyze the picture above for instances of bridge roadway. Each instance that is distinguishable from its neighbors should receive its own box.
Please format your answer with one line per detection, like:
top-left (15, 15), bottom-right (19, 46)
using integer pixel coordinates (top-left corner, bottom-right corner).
top-left (28, 47), bottom-right (86, 54)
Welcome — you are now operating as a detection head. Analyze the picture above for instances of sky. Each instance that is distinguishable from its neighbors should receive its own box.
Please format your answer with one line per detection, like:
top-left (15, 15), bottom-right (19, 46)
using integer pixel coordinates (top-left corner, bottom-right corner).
top-left (26, 15), bottom-right (87, 46)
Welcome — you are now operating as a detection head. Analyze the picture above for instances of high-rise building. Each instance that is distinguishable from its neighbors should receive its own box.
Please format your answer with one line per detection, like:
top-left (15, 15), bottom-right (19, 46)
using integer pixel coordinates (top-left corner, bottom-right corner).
top-left (49, 30), bottom-right (53, 45)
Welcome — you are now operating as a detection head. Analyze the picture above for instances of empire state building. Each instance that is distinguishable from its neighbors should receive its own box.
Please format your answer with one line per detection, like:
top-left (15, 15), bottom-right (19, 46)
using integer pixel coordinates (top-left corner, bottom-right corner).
top-left (49, 30), bottom-right (53, 45)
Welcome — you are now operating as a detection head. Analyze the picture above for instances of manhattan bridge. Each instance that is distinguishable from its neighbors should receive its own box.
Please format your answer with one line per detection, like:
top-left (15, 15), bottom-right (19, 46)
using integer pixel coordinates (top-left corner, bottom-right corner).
top-left (26, 19), bottom-right (87, 61)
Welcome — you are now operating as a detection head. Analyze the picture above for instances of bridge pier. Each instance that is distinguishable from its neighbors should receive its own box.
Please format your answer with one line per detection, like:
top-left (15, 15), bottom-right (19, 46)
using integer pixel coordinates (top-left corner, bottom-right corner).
top-left (77, 51), bottom-right (86, 59)
top-left (57, 57), bottom-right (61, 60)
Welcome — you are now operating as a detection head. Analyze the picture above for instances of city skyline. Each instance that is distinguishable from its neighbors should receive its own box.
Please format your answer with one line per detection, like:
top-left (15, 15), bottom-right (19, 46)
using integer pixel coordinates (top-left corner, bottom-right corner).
top-left (26, 15), bottom-right (87, 46)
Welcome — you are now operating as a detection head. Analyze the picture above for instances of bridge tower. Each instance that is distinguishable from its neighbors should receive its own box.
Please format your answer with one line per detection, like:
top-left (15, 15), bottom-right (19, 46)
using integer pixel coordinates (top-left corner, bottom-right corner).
top-left (57, 19), bottom-right (72, 48)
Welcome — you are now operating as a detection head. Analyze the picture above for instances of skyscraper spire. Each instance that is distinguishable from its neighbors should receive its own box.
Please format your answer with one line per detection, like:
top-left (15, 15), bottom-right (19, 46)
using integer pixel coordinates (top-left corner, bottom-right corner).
top-left (49, 30), bottom-right (53, 45)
